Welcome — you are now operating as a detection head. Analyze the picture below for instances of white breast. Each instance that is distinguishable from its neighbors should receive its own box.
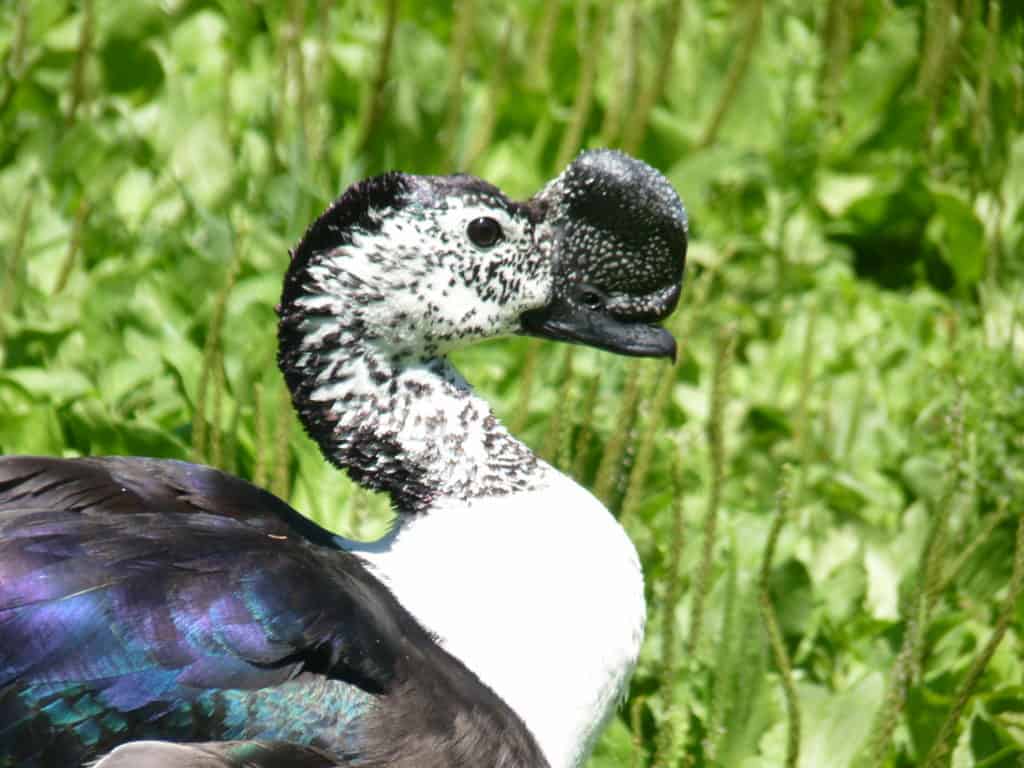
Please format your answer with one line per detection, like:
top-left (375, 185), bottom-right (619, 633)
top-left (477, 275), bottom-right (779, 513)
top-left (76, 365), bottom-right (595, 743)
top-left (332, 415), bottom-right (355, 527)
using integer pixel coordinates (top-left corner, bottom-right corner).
top-left (354, 470), bottom-right (646, 768)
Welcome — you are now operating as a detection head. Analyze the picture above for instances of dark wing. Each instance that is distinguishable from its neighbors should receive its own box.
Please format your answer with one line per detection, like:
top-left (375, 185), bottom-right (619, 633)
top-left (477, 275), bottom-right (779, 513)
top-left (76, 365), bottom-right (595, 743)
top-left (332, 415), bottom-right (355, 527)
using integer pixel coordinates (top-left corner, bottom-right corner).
top-left (0, 457), bottom-right (407, 766)
top-left (91, 740), bottom-right (339, 768)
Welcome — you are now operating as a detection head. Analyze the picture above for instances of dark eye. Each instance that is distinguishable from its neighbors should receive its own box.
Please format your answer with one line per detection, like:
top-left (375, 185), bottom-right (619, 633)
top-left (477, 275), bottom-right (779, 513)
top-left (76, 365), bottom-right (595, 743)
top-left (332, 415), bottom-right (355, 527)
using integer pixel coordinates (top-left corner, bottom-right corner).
top-left (576, 286), bottom-right (605, 310)
top-left (467, 217), bottom-right (503, 248)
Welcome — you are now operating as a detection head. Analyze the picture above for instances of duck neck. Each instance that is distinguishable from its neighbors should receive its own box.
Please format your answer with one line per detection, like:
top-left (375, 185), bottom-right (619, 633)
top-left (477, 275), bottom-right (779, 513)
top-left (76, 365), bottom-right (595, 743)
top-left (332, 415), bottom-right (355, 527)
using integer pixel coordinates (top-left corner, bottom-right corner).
top-left (280, 332), bottom-right (544, 513)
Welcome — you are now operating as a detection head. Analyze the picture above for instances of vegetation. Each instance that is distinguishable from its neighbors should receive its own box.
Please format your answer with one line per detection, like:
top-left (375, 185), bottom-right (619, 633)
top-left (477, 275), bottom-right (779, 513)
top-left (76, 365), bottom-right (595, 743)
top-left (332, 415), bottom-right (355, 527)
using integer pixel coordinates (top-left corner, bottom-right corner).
top-left (1, 1), bottom-right (1022, 765)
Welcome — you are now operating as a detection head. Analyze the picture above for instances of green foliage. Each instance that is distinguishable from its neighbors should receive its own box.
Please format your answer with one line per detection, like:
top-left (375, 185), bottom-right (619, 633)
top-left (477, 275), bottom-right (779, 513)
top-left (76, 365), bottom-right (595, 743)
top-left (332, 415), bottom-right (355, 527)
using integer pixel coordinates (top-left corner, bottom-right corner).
top-left (1, 0), bottom-right (1023, 765)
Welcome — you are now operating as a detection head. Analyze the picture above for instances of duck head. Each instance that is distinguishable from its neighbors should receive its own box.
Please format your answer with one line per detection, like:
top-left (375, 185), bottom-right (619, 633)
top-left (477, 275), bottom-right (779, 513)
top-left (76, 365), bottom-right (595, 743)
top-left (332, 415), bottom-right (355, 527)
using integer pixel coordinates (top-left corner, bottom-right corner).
top-left (278, 149), bottom-right (687, 366)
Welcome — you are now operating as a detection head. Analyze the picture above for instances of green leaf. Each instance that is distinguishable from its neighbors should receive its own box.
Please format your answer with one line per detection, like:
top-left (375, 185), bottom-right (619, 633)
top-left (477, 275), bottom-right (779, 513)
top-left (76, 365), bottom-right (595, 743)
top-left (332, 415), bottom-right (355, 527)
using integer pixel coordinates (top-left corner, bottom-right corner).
top-left (927, 188), bottom-right (987, 291)
top-left (0, 367), bottom-right (93, 404)
top-left (0, 409), bottom-right (64, 455)
top-left (100, 35), bottom-right (165, 95)
top-left (798, 673), bottom-right (885, 768)
top-left (588, 717), bottom-right (638, 768)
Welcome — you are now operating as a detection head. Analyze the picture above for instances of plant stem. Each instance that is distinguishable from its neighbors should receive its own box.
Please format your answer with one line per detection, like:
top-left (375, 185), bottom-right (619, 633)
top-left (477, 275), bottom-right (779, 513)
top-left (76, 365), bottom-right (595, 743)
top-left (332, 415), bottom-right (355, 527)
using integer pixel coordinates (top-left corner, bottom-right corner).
top-left (0, 1), bottom-right (30, 116)
top-left (686, 325), bottom-right (735, 656)
top-left (865, 398), bottom-right (965, 766)
top-left (465, 16), bottom-right (515, 172)
top-left (555, 0), bottom-right (610, 169)
top-left (525, 0), bottom-right (561, 90)
top-left (511, 339), bottom-right (540, 434)
top-left (253, 383), bottom-right (268, 487)
top-left (571, 373), bottom-right (602, 481)
top-left (541, 346), bottom-right (575, 465)
top-left (210, 344), bottom-right (226, 469)
top-left (759, 470), bottom-right (801, 768)
top-left (442, 0), bottom-right (475, 168)
top-left (272, 383), bottom-right (292, 501)
top-left (938, 499), bottom-right (1010, 596)
top-left (598, 1), bottom-right (637, 147)
top-left (66, 0), bottom-right (94, 126)
top-left (652, 447), bottom-right (690, 766)
top-left (192, 229), bottom-right (244, 464)
top-left (819, 0), bottom-right (863, 122)
top-left (922, 510), bottom-right (1024, 768)
top-left (972, 0), bottom-right (1000, 147)
top-left (795, 304), bottom-right (817, 500)
top-left (0, 188), bottom-right (34, 346)
top-left (54, 198), bottom-right (90, 295)
top-left (358, 0), bottom-right (399, 158)
top-left (594, 364), bottom-right (642, 508)
top-left (290, 0), bottom-right (309, 153)
top-left (620, 357), bottom-right (676, 526)
top-left (629, 695), bottom-right (649, 768)
top-left (698, 0), bottom-right (763, 148)
top-left (622, 0), bottom-right (684, 153)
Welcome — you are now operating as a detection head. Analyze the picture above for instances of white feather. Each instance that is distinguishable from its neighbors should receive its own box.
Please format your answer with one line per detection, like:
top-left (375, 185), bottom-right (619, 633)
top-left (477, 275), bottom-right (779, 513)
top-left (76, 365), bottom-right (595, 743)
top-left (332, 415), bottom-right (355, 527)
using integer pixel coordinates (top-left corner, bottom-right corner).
top-left (353, 471), bottom-right (646, 768)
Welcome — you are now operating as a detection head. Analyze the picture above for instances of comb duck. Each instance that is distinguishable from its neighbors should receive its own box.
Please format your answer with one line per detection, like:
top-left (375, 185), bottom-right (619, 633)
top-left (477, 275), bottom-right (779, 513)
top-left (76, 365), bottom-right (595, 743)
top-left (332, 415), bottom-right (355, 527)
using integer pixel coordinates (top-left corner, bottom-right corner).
top-left (0, 149), bottom-right (687, 768)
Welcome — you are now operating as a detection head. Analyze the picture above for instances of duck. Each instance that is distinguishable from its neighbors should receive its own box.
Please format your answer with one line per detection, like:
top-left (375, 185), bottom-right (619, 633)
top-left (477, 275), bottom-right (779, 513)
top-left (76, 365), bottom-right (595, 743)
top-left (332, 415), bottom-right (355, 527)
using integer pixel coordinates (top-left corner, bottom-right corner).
top-left (0, 149), bottom-right (687, 768)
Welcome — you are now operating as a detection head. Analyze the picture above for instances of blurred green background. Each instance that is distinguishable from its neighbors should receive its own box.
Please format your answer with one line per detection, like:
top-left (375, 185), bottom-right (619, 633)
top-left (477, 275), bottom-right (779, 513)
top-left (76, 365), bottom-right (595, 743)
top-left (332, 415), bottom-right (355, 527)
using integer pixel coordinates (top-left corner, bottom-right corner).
top-left (1, 1), bottom-right (1023, 766)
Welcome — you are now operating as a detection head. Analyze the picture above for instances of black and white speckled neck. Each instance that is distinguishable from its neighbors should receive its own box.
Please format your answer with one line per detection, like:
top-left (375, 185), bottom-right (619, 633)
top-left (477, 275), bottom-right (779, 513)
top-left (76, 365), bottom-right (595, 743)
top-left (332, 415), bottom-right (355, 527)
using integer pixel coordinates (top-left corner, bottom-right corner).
top-left (278, 173), bottom-right (552, 512)
top-left (277, 151), bottom-right (687, 514)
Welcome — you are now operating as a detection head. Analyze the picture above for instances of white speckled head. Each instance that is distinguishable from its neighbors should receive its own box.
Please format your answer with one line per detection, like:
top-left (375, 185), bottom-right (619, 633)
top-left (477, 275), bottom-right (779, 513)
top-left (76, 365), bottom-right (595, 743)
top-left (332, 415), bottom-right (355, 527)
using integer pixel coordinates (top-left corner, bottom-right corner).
top-left (282, 173), bottom-right (554, 361)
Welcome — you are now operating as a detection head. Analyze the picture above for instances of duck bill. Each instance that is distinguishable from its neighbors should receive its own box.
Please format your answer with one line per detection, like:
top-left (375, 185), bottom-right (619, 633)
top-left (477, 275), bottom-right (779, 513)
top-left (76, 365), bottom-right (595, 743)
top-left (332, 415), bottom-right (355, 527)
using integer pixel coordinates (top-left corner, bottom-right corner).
top-left (520, 299), bottom-right (677, 361)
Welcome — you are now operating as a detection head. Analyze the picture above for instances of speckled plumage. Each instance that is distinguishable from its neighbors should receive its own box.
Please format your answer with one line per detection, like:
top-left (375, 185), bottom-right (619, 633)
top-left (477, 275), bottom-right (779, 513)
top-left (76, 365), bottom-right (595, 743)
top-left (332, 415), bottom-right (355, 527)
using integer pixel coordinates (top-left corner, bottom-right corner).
top-left (277, 151), bottom-right (686, 515)
top-left (0, 149), bottom-right (687, 768)
top-left (277, 172), bottom-right (552, 512)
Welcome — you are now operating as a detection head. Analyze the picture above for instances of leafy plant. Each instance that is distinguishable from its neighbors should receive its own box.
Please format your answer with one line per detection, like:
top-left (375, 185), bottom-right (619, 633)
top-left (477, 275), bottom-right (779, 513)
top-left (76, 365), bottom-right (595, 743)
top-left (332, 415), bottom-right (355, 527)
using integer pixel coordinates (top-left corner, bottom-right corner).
top-left (2, 1), bottom-right (1022, 765)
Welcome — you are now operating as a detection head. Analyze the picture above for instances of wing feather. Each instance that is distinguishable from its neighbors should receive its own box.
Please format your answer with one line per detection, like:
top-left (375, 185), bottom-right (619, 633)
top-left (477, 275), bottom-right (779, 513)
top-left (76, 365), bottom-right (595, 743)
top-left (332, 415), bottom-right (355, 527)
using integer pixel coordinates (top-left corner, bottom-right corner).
top-left (0, 457), bottom-right (398, 765)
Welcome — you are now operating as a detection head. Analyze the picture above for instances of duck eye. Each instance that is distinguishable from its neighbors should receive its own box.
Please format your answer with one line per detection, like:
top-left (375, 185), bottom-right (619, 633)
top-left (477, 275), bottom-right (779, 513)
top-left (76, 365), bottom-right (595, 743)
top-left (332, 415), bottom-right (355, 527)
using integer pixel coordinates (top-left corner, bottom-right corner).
top-left (576, 286), bottom-right (606, 310)
top-left (467, 217), bottom-right (503, 248)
